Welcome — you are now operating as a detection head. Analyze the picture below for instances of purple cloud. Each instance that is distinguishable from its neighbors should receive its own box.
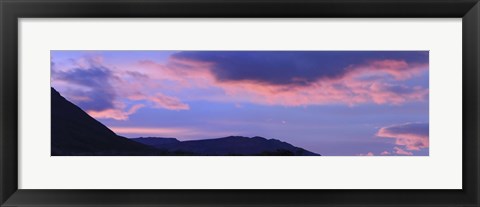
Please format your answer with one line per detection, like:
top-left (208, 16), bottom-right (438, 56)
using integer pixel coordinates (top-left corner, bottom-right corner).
top-left (171, 51), bottom-right (429, 86)
top-left (52, 66), bottom-right (116, 111)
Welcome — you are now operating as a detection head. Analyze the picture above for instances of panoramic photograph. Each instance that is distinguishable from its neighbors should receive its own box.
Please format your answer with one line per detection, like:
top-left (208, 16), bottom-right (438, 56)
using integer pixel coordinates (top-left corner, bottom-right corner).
top-left (51, 51), bottom-right (429, 156)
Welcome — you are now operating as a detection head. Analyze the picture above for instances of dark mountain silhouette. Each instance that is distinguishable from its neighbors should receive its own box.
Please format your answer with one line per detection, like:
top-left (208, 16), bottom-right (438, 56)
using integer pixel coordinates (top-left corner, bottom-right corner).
top-left (131, 136), bottom-right (320, 156)
top-left (133, 137), bottom-right (181, 146)
top-left (52, 87), bottom-right (320, 156)
top-left (51, 88), bottom-right (162, 155)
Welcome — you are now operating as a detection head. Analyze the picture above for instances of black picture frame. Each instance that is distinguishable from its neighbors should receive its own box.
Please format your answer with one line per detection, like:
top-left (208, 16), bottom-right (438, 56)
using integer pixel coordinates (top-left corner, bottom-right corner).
top-left (1, 0), bottom-right (479, 206)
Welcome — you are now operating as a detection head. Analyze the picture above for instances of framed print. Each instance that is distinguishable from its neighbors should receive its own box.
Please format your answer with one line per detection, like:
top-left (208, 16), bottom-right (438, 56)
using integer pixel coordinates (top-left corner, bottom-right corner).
top-left (1, 0), bottom-right (479, 206)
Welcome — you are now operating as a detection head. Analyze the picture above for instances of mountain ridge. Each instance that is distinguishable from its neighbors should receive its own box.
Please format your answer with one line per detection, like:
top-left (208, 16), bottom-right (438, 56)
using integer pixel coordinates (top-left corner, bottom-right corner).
top-left (131, 136), bottom-right (320, 156)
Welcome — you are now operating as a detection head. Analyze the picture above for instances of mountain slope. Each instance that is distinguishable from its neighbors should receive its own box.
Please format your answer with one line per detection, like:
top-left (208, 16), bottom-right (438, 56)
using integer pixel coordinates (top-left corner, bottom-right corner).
top-left (51, 88), bottom-right (158, 155)
top-left (131, 136), bottom-right (320, 156)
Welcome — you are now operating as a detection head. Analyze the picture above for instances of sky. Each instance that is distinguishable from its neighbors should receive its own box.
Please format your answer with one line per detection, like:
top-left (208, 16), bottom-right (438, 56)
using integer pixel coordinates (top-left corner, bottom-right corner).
top-left (51, 51), bottom-right (429, 156)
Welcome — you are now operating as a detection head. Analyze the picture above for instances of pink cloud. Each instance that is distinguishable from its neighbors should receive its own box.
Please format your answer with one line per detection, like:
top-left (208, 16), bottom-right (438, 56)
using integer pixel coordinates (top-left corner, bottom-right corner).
top-left (136, 59), bottom-right (216, 88)
top-left (376, 123), bottom-right (429, 150)
top-left (87, 104), bottom-right (144, 121)
top-left (380, 151), bottom-right (391, 155)
top-left (348, 60), bottom-right (427, 81)
top-left (215, 76), bottom-right (427, 107)
top-left (149, 93), bottom-right (190, 110)
top-left (358, 152), bottom-right (375, 156)
top-left (142, 57), bottom-right (429, 107)
top-left (393, 146), bottom-right (413, 156)
top-left (128, 93), bottom-right (190, 111)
